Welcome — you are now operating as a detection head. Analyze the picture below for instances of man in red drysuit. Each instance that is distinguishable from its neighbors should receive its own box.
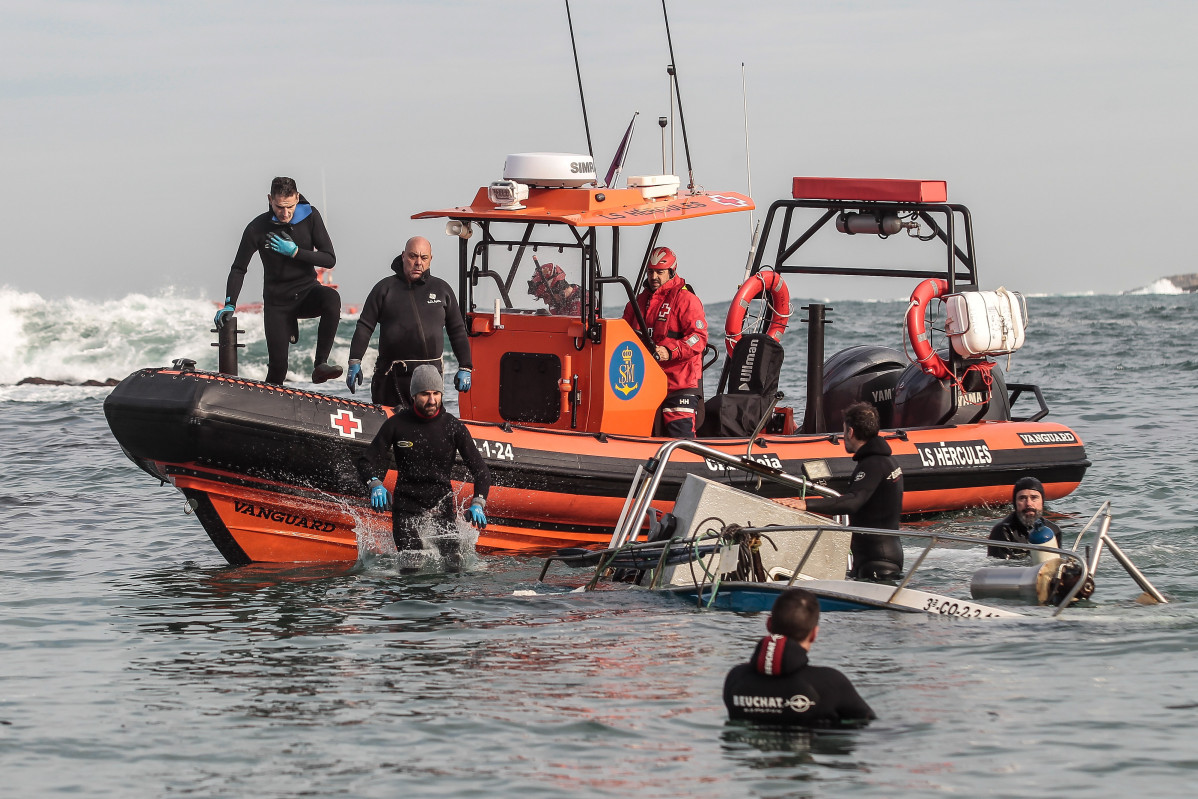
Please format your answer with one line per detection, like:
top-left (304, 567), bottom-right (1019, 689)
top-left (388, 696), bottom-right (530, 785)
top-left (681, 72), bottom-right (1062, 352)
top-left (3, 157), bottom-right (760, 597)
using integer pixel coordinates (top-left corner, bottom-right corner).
top-left (622, 246), bottom-right (708, 438)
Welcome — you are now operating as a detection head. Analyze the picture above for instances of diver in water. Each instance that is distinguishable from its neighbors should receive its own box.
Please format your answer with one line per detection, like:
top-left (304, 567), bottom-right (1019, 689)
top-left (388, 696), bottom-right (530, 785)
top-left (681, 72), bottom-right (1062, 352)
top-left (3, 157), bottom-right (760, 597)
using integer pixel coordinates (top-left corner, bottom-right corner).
top-left (724, 587), bottom-right (875, 728)
top-left (214, 176), bottom-right (342, 385)
top-left (987, 476), bottom-right (1062, 558)
top-left (356, 365), bottom-right (490, 557)
top-left (790, 401), bottom-right (904, 580)
top-left (345, 236), bottom-right (472, 408)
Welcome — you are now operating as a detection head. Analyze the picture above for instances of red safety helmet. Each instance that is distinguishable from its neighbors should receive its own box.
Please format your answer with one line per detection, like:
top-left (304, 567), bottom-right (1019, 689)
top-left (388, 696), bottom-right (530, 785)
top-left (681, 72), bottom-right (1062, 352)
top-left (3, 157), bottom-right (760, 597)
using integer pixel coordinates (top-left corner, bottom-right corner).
top-left (648, 246), bottom-right (677, 275)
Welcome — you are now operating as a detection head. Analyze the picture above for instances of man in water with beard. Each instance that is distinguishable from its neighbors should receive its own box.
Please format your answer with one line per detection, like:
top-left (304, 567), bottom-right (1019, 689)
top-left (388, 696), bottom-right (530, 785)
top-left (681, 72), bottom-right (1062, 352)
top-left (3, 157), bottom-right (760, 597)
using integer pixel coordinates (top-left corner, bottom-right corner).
top-left (357, 365), bottom-right (490, 559)
top-left (724, 587), bottom-right (875, 728)
top-left (987, 476), bottom-right (1062, 558)
top-left (214, 176), bottom-right (343, 385)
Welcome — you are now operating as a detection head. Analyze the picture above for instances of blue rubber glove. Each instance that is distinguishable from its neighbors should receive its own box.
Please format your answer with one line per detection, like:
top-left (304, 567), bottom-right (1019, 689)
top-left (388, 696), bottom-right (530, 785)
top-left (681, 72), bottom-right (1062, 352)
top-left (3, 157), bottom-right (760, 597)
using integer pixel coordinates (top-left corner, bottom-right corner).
top-left (266, 232), bottom-right (299, 258)
top-left (367, 478), bottom-right (389, 511)
top-left (467, 498), bottom-right (487, 529)
top-left (346, 360), bottom-right (363, 393)
top-left (214, 299), bottom-right (235, 329)
top-left (454, 368), bottom-right (472, 392)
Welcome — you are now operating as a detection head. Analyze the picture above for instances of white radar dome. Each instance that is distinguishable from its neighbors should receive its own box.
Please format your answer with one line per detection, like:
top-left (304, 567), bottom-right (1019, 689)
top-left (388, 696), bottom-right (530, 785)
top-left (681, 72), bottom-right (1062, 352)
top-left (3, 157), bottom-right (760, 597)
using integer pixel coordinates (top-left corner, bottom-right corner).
top-left (503, 153), bottom-right (596, 188)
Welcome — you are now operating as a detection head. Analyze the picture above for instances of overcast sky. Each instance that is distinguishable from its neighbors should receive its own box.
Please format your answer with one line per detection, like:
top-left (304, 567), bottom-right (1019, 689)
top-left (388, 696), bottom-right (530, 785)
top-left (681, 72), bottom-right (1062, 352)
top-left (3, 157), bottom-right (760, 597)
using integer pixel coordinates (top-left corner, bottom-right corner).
top-left (3, 0), bottom-right (1195, 304)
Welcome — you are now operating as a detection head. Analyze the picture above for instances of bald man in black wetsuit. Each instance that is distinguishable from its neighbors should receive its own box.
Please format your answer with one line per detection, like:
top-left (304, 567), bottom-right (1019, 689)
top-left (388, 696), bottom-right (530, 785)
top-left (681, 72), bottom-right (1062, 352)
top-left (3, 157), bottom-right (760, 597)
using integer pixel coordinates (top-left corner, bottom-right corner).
top-left (345, 236), bottom-right (472, 408)
top-left (791, 401), bottom-right (904, 580)
top-left (214, 176), bottom-right (342, 385)
top-left (725, 587), bottom-right (875, 728)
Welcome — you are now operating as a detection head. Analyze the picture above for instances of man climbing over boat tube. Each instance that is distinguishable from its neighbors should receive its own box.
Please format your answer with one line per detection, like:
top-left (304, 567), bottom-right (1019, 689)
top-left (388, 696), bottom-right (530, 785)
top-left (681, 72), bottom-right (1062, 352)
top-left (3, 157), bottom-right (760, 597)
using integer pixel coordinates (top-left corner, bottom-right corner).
top-left (621, 246), bottom-right (708, 438)
top-left (987, 476), bottom-right (1062, 558)
top-left (356, 365), bottom-right (491, 559)
top-left (724, 587), bottom-right (875, 728)
top-left (790, 402), bottom-right (904, 581)
top-left (214, 176), bottom-right (343, 385)
top-left (345, 236), bottom-right (473, 408)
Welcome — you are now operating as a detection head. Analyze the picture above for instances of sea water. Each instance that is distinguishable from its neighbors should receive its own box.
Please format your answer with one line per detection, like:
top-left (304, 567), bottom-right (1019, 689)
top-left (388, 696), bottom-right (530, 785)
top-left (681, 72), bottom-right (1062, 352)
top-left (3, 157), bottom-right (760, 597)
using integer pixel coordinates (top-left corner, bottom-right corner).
top-left (2, 287), bottom-right (1197, 798)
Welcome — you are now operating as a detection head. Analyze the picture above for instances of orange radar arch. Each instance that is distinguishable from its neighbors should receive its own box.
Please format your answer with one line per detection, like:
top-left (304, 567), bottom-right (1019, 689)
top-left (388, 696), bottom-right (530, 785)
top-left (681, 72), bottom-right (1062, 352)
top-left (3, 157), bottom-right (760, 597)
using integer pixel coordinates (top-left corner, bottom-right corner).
top-left (724, 269), bottom-right (791, 356)
top-left (905, 278), bottom-right (951, 379)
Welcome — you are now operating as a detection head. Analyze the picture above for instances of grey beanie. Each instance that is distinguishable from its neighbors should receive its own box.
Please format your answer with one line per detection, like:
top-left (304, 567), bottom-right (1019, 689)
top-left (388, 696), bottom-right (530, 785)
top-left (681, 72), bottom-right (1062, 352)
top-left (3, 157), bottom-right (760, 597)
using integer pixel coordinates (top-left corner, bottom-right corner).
top-left (1013, 476), bottom-right (1044, 503)
top-left (408, 365), bottom-right (443, 398)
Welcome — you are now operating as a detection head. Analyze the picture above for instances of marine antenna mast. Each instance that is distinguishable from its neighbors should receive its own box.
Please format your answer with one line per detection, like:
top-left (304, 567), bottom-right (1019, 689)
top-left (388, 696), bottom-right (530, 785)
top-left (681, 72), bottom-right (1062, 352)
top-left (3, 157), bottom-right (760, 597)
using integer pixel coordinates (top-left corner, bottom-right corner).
top-left (564, 0), bottom-right (594, 165)
top-left (661, 0), bottom-right (696, 191)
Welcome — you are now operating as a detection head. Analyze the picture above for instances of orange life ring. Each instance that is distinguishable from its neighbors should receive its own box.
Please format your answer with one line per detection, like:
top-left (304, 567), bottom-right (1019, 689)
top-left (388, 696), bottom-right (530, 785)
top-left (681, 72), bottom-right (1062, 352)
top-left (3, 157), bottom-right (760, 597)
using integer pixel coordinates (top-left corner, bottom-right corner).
top-left (724, 270), bottom-right (791, 356)
top-left (906, 278), bottom-right (951, 379)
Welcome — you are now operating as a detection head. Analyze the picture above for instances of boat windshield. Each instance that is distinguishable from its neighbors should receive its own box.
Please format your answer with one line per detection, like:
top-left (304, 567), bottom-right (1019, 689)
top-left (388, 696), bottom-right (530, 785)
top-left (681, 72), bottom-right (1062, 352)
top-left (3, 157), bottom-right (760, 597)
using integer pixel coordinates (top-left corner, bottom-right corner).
top-left (470, 234), bottom-right (589, 316)
top-left (462, 220), bottom-right (665, 320)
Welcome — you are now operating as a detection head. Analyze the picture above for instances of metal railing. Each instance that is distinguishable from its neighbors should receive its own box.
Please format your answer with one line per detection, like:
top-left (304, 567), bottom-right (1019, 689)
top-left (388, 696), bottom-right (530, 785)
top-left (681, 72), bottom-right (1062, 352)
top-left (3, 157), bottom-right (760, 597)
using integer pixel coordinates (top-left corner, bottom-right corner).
top-left (606, 438), bottom-right (841, 551)
top-left (1068, 500), bottom-right (1167, 604)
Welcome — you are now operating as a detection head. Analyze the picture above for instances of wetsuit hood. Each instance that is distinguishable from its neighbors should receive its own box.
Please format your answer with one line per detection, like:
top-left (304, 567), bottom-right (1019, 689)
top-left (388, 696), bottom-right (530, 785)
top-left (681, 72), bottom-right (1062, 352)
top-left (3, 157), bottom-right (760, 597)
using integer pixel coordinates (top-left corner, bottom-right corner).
top-left (751, 634), bottom-right (810, 677)
top-left (1013, 476), bottom-right (1045, 503)
top-left (390, 255), bottom-right (429, 283)
top-left (852, 435), bottom-right (892, 461)
top-left (269, 193), bottom-right (313, 225)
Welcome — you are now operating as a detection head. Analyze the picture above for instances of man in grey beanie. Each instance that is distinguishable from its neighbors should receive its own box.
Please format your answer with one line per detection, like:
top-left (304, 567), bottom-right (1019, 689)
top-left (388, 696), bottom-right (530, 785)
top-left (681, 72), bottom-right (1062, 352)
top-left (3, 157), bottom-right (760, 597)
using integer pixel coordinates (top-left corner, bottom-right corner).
top-left (987, 476), bottom-right (1062, 558)
top-left (357, 365), bottom-right (491, 558)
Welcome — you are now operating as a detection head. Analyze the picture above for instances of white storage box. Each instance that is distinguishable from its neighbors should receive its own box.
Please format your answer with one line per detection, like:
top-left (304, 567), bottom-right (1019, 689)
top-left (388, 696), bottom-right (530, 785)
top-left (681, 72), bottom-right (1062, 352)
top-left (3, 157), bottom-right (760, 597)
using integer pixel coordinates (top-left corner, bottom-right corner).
top-left (945, 288), bottom-right (1027, 358)
top-left (627, 174), bottom-right (681, 200)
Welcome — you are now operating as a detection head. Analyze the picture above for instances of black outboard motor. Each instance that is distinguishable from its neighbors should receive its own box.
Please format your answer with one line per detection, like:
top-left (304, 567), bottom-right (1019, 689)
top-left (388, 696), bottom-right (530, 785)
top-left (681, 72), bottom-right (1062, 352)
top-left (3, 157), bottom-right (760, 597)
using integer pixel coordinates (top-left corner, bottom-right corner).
top-left (892, 352), bottom-right (1011, 427)
top-left (817, 345), bottom-right (906, 433)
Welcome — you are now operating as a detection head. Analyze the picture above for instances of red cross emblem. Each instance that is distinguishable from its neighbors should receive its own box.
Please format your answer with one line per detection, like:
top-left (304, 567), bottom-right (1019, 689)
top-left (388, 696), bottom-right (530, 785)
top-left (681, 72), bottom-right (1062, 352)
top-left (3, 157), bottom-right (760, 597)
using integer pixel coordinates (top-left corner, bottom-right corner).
top-left (707, 193), bottom-right (748, 208)
top-left (330, 409), bottom-right (362, 439)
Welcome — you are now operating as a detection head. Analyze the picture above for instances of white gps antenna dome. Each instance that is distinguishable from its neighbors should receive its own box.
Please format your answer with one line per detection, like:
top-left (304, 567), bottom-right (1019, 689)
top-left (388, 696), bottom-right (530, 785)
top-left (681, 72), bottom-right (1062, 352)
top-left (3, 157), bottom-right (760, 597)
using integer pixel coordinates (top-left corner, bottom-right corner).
top-left (502, 153), bottom-right (596, 188)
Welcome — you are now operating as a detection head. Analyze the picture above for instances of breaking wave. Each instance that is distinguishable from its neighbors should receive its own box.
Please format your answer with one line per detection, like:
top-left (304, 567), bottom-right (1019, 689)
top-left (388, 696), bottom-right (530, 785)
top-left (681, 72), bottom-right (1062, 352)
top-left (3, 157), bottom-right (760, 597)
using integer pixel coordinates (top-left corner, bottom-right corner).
top-left (0, 286), bottom-right (364, 387)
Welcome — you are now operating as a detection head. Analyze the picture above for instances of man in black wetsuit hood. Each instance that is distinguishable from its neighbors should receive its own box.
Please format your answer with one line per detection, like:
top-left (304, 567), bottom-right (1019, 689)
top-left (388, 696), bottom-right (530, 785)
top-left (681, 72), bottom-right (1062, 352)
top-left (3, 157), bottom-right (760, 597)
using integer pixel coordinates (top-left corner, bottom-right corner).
top-left (214, 176), bottom-right (342, 385)
top-left (790, 401), bottom-right (904, 580)
top-left (724, 587), bottom-right (875, 728)
top-left (987, 476), bottom-right (1062, 558)
top-left (345, 236), bottom-right (473, 408)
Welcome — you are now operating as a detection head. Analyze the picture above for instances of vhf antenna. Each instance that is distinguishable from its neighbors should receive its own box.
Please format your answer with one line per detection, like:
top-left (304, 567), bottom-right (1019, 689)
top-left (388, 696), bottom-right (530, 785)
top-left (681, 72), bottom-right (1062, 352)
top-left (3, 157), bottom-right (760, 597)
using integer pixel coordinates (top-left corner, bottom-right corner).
top-left (661, 0), bottom-right (695, 191)
top-left (741, 62), bottom-right (754, 232)
top-left (564, 0), bottom-right (594, 165)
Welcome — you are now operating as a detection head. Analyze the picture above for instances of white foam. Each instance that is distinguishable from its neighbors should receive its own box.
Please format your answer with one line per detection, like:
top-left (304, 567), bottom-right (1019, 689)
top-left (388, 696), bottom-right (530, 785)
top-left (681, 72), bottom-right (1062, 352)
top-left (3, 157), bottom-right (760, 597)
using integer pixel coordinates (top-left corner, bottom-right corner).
top-left (0, 286), bottom-right (247, 385)
top-left (1127, 278), bottom-right (1185, 295)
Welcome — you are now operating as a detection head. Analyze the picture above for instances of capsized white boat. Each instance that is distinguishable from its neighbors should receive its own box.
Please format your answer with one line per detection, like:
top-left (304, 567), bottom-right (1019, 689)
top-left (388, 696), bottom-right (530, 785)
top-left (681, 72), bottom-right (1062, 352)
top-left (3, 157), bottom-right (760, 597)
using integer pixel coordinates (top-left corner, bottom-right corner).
top-left (536, 441), bottom-right (1165, 617)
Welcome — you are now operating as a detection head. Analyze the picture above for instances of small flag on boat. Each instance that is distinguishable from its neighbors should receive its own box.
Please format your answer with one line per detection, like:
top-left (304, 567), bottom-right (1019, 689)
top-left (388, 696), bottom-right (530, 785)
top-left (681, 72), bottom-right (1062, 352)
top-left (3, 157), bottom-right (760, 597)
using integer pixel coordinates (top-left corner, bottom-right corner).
top-left (603, 112), bottom-right (639, 189)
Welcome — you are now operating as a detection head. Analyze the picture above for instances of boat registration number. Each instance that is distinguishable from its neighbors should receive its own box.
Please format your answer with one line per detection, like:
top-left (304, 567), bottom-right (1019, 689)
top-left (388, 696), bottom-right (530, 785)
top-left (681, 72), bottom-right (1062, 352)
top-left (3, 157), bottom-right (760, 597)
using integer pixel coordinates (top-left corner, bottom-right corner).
top-left (922, 597), bottom-right (1005, 618)
top-left (476, 440), bottom-right (515, 461)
